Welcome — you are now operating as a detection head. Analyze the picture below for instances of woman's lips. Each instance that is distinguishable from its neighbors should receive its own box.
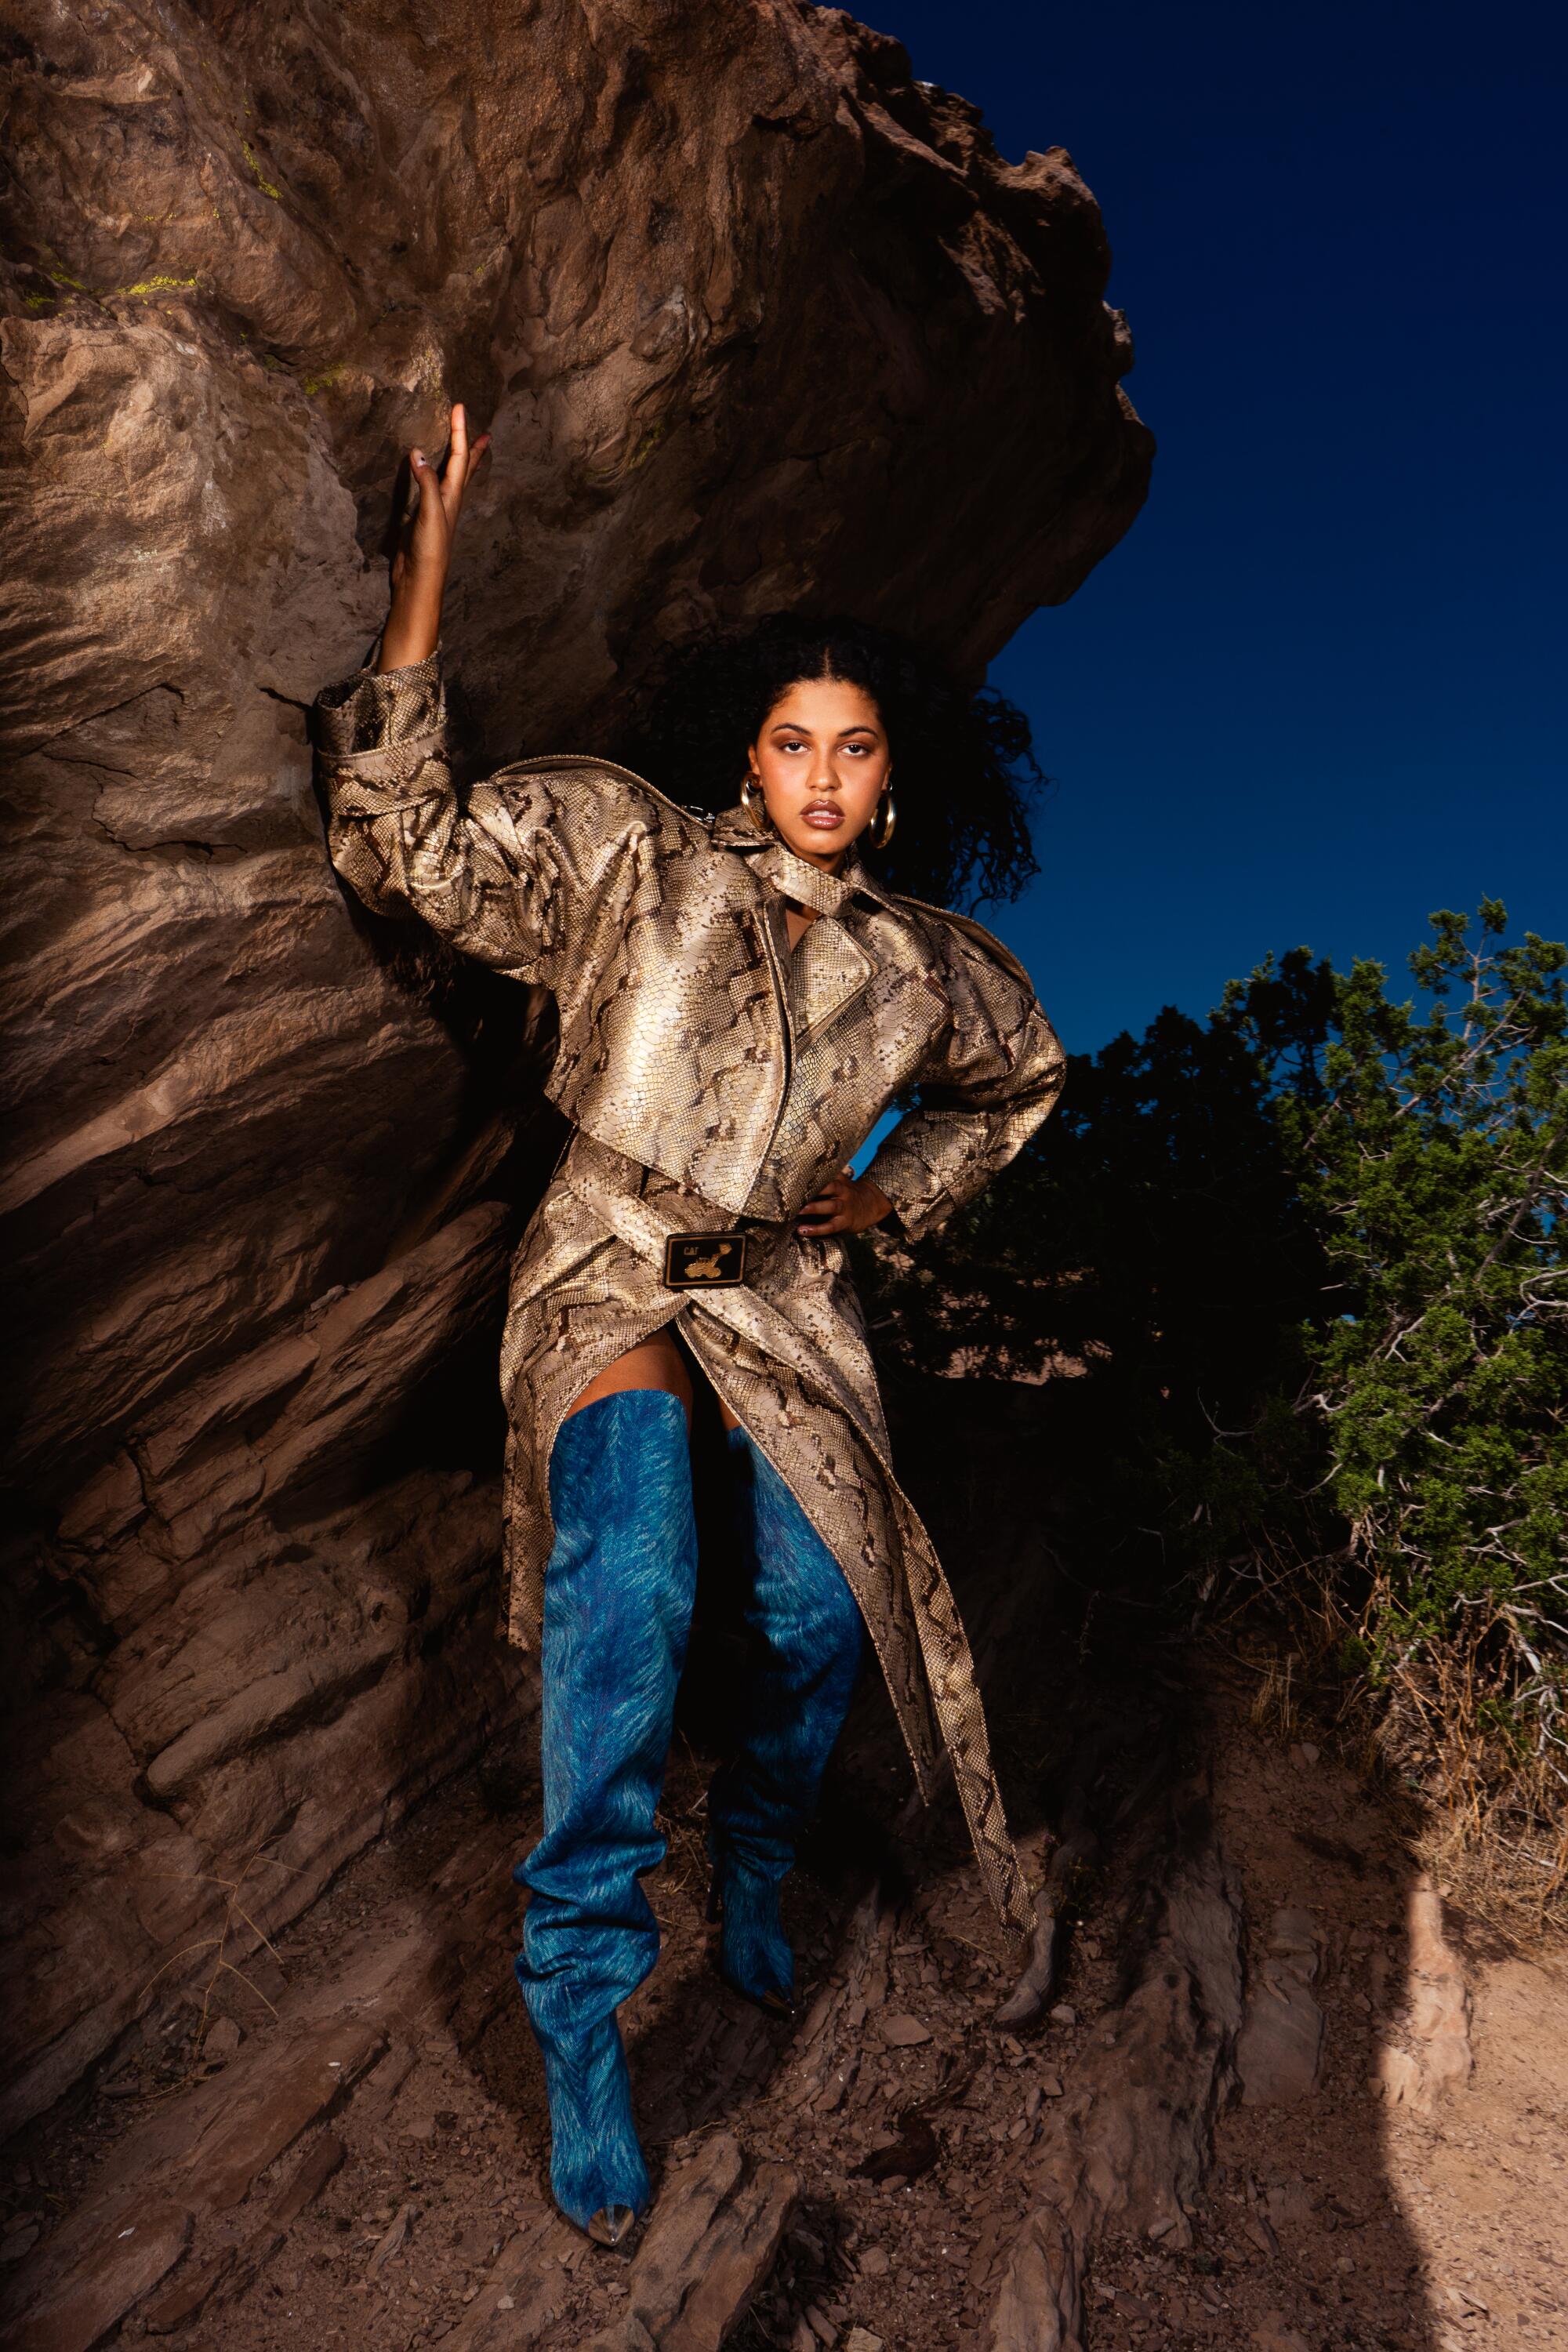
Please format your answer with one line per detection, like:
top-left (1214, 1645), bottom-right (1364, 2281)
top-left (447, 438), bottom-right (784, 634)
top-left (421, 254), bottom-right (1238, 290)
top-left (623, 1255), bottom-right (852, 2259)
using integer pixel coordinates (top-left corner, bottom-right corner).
top-left (801, 804), bottom-right (844, 829)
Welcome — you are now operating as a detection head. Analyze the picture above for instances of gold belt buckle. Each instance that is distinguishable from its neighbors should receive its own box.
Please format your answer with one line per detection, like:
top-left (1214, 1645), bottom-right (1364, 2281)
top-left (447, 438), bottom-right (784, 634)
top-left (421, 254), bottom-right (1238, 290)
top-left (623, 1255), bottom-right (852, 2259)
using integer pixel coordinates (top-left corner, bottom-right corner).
top-left (662, 1232), bottom-right (750, 1289)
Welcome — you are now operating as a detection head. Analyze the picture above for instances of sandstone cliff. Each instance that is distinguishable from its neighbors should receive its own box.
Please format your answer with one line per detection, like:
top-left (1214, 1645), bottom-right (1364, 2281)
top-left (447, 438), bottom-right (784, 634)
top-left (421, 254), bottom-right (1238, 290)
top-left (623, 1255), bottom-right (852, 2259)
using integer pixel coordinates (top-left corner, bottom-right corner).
top-left (0, 0), bottom-right (1149, 2132)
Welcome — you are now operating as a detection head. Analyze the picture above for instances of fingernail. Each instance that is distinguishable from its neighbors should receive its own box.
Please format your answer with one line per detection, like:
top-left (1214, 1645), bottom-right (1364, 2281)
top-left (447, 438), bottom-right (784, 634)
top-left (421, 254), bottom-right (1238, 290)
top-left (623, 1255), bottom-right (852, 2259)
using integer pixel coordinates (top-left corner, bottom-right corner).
top-left (411, 449), bottom-right (426, 465)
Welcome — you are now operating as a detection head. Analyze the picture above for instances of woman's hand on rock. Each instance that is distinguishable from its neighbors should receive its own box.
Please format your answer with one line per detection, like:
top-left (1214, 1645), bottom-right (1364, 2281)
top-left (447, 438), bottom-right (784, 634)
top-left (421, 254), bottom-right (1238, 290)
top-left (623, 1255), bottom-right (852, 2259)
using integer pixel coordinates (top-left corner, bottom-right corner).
top-left (378, 401), bottom-right (491, 673)
top-left (796, 1168), bottom-right (895, 1239)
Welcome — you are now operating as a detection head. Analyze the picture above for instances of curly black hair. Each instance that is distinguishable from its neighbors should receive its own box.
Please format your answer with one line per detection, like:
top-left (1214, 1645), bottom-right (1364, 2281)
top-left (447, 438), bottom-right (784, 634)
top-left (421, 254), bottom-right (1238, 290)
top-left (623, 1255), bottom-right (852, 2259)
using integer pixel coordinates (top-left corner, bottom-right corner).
top-left (614, 612), bottom-right (1042, 911)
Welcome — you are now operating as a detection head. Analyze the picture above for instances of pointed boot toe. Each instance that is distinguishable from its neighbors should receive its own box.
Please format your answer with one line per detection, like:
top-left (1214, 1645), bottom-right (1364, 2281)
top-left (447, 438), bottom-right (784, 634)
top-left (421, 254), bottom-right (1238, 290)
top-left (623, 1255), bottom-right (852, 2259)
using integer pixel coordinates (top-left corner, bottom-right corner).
top-left (586, 2201), bottom-right (640, 2249)
top-left (713, 1953), bottom-right (799, 2021)
top-left (751, 1982), bottom-right (799, 2022)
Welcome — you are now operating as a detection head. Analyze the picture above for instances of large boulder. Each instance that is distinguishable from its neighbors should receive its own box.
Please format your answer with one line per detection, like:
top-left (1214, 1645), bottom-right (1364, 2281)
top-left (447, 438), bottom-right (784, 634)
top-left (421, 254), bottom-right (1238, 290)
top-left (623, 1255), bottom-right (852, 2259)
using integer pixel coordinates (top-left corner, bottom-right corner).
top-left (0, 0), bottom-right (1150, 2130)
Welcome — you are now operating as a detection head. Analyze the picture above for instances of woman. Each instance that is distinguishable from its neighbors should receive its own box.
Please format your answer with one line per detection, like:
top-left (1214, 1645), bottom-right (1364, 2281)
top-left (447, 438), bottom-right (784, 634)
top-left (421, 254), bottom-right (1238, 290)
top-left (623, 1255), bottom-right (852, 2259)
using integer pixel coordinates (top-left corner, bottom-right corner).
top-left (314, 405), bottom-right (1066, 2249)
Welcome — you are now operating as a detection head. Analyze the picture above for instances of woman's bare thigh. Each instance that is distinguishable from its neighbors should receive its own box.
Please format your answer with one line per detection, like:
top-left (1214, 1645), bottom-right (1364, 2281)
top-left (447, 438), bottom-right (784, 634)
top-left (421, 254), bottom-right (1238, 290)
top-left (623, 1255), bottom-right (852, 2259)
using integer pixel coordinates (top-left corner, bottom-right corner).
top-left (562, 1327), bottom-right (742, 1432)
top-left (563, 1329), bottom-right (695, 1428)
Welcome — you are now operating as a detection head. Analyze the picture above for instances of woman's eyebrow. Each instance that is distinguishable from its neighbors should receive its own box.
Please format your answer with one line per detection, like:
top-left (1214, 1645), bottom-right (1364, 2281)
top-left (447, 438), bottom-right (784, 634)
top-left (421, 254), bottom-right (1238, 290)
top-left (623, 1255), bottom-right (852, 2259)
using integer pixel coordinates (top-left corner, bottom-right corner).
top-left (764, 717), bottom-right (880, 737)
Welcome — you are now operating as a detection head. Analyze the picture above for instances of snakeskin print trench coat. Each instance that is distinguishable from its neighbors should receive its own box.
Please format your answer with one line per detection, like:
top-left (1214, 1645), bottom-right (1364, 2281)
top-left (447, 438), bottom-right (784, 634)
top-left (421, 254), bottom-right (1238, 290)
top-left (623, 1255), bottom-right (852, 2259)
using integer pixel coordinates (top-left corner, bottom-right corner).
top-left (314, 652), bottom-right (1066, 1938)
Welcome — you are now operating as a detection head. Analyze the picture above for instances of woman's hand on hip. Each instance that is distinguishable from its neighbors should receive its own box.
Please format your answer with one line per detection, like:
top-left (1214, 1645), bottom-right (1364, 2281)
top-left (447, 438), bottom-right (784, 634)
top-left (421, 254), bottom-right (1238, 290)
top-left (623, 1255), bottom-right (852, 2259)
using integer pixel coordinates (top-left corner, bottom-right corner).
top-left (796, 1167), bottom-right (895, 1238)
top-left (378, 400), bottom-right (491, 673)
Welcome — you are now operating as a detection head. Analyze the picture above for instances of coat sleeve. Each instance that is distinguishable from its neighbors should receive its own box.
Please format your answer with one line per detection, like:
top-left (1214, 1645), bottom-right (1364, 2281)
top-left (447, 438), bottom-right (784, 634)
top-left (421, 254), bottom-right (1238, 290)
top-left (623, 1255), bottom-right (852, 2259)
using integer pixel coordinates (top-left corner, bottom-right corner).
top-left (861, 908), bottom-right (1065, 1243)
top-left (312, 652), bottom-right (622, 985)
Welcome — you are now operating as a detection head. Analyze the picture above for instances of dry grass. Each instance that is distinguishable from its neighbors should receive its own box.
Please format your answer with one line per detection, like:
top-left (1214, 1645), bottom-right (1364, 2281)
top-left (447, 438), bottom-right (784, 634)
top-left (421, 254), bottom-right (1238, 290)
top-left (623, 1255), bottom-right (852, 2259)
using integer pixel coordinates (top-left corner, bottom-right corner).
top-left (131, 1841), bottom-right (300, 2096)
top-left (1365, 1628), bottom-right (1568, 1934)
top-left (1218, 1544), bottom-right (1566, 1936)
top-left (1247, 1653), bottom-right (1301, 1746)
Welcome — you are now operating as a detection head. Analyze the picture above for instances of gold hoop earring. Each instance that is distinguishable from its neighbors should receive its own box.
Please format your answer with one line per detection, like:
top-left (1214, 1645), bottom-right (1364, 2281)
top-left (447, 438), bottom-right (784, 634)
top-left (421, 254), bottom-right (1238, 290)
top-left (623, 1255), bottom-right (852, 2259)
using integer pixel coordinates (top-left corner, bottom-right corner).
top-left (739, 775), bottom-right (771, 836)
top-left (869, 786), bottom-right (897, 850)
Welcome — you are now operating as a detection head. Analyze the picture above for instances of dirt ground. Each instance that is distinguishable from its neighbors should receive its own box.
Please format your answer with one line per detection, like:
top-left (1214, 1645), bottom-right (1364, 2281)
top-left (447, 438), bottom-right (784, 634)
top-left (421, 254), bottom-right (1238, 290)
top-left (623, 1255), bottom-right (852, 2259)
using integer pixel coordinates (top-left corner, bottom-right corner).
top-left (4, 1381), bottom-right (1565, 2352)
top-left (1083, 1675), bottom-right (1568, 2352)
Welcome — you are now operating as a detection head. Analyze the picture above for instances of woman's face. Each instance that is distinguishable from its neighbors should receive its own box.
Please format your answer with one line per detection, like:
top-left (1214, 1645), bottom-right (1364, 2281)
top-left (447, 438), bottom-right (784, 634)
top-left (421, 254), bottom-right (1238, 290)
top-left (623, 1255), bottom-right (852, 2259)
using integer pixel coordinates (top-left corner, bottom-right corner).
top-left (746, 675), bottom-right (890, 869)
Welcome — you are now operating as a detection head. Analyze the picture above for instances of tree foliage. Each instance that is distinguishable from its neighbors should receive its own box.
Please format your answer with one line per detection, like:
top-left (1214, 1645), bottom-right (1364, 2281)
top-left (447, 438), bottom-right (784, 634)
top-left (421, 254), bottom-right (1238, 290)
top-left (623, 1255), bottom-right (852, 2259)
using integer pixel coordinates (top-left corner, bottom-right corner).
top-left (860, 906), bottom-right (1568, 1842)
top-left (1247, 905), bottom-right (1568, 1769)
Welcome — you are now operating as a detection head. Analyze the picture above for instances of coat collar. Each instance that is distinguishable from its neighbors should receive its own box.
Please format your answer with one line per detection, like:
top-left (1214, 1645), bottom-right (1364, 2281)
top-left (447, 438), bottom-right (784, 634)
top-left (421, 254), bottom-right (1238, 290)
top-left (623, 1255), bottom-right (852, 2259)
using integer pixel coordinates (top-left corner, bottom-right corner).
top-left (709, 802), bottom-right (896, 919)
top-left (708, 804), bottom-right (892, 1033)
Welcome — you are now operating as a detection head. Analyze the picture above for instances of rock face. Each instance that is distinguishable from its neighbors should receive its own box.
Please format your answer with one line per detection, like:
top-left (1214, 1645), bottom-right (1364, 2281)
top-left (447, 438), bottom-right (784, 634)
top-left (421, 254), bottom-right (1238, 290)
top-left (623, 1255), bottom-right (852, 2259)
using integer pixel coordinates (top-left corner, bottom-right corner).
top-left (0, 0), bottom-right (1149, 2132)
top-left (1236, 1907), bottom-right (1325, 2107)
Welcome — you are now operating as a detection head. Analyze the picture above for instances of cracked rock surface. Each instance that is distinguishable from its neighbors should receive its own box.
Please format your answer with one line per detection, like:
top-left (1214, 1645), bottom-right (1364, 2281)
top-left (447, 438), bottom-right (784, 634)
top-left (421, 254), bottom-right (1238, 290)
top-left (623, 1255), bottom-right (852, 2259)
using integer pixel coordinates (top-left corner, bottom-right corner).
top-left (0, 0), bottom-right (1149, 2133)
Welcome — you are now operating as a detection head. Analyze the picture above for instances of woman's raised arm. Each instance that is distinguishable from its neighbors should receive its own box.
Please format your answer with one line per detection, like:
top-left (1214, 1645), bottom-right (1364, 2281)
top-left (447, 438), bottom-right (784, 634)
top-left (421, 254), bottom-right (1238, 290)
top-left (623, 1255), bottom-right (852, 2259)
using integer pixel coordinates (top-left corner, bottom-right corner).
top-left (377, 401), bottom-right (491, 673)
top-left (312, 405), bottom-right (646, 989)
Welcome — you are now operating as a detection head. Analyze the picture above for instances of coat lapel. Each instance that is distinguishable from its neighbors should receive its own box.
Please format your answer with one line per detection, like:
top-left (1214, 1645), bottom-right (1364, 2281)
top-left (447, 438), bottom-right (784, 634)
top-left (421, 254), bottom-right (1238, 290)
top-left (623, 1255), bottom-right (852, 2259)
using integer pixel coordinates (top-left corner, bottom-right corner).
top-left (713, 817), bottom-right (880, 1040)
top-left (788, 914), bottom-right (876, 1039)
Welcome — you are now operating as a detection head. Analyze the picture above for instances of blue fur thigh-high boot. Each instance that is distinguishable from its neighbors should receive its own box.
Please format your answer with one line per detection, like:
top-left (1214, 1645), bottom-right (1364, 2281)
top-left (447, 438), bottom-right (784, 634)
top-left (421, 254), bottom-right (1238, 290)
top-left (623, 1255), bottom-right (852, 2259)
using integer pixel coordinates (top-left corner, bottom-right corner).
top-left (705, 1424), bottom-right (867, 2017)
top-left (513, 1389), bottom-right (699, 2245)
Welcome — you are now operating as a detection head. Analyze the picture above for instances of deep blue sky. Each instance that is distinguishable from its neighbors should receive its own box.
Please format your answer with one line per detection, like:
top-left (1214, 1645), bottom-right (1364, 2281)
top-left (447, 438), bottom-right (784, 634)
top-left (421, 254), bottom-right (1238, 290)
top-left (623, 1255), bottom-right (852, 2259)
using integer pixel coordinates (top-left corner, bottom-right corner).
top-left (871, 0), bottom-right (1566, 1054)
